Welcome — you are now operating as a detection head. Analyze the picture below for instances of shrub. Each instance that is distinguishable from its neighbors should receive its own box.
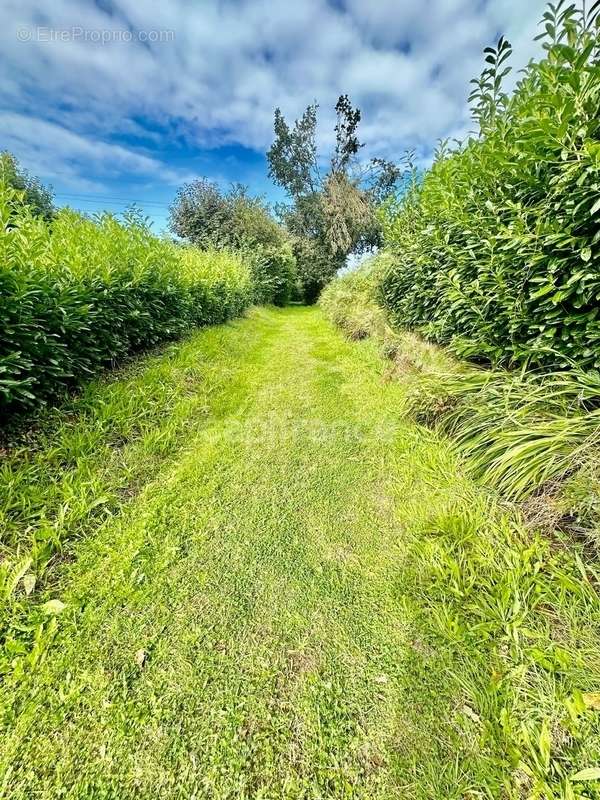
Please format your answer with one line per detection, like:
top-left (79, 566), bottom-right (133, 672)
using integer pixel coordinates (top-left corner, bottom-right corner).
top-left (319, 256), bottom-right (388, 337)
top-left (0, 151), bottom-right (55, 221)
top-left (379, 3), bottom-right (600, 370)
top-left (169, 178), bottom-right (297, 306)
top-left (244, 241), bottom-right (297, 307)
top-left (293, 237), bottom-right (341, 304)
top-left (0, 184), bottom-right (253, 415)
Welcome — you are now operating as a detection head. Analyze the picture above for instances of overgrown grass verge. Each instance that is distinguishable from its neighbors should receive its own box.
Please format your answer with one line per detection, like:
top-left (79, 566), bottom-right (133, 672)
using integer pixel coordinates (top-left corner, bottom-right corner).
top-left (321, 262), bottom-right (600, 539)
top-left (391, 442), bottom-right (600, 798)
top-left (321, 280), bottom-right (600, 796)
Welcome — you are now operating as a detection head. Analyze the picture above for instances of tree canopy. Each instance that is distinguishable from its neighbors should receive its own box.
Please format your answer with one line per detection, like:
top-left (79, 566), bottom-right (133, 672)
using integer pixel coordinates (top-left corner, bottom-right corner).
top-left (267, 95), bottom-right (405, 300)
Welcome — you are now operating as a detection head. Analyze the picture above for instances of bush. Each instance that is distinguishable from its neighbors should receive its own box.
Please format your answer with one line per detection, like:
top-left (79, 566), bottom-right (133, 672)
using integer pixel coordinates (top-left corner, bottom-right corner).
top-left (379, 4), bottom-right (600, 370)
top-left (0, 184), bottom-right (253, 414)
top-left (0, 152), bottom-right (55, 221)
top-left (293, 237), bottom-right (341, 304)
top-left (169, 178), bottom-right (297, 306)
top-left (245, 241), bottom-right (297, 307)
top-left (319, 256), bottom-right (388, 337)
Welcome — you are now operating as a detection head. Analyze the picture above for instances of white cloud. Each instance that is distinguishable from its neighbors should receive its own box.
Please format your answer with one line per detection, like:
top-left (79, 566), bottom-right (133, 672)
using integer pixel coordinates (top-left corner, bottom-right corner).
top-left (0, 0), bottom-right (552, 187)
top-left (0, 111), bottom-right (194, 190)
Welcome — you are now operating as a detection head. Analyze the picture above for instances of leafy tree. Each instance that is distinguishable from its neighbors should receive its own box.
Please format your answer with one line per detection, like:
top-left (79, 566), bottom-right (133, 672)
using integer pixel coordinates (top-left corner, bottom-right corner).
top-left (169, 179), bottom-right (283, 250)
top-left (0, 151), bottom-right (55, 220)
top-left (268, 105), bottom-right (319, 200)
top-left (267, 95), bottom-right (404, 300)
top-left (169, 178), bottom-right (296, 306)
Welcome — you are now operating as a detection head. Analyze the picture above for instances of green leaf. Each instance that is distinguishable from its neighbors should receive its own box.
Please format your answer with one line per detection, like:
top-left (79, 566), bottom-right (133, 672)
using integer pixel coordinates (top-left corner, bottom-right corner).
top-left (22, 573), bottom-right (36, 596)
top-left (572, 767), bottom-right (600, 781)
top-left (41, 599), bottom-right (66, 615)
top-left (581, 247), bottom-right (592, 262)
top-left (4, 557), bottom-right (33, 598)
top-left (539, 720), bottom-right (551, 769)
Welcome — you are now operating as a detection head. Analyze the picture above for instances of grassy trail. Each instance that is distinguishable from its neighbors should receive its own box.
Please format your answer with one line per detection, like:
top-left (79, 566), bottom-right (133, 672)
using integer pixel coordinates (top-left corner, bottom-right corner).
top-left (3, 307), bottom-right (588, 798)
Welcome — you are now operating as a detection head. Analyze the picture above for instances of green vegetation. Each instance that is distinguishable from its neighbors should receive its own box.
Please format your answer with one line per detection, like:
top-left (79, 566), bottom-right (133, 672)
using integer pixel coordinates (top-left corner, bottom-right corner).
top-left (322, 2), bottom-right (600, 515)
top-left (0, 152), bottom-right (55, 221)
top-left (0, 183), bottom-right (252, 414)
top-left (4, 3), bottom-right (600, 796)
top-left (267, 95), bottom-right (404, 302)
top-left (321, 256), bottom-right (600, 523)
top-left (169, 179), bottom-right (297, 305)
top-left (2, 307), bottom-right (600, 798)
top-left (379, 2), bottom-right (600, 370)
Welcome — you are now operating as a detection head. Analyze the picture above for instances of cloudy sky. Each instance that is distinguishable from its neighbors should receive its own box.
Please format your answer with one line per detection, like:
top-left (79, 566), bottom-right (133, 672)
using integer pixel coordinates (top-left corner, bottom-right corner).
top-left (1, 0), bottom-right (548, 229)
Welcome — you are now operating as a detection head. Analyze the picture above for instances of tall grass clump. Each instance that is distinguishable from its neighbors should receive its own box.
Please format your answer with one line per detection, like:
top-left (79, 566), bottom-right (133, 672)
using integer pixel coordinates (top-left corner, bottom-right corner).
top-left (380, 2), bottom-right (600, 371)
top-left (0, 184), bottom-right (253, 415)
top-left (319, 255), bottom-right (390, 340)
top-left (408, 365), bottom-right (600, 500)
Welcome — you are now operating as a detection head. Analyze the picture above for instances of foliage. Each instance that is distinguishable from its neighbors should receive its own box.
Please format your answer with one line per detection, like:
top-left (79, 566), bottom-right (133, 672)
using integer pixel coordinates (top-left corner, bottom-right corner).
top-left (321, 172), bottom-right (376, 257)
top-left (0, 183), bottom-right (253, 415)
top-left (268, 105), bottom-right (320, 199)
top-left (319, 256), bottom-right (388, 338)
top-left (3, 307), bottom-right (600, 798)
top-left (323, 256), bottom-right (600, 506)
top-left (379, 2), bottom-right (600, 370)
top-left (168, 178), bottom-right (296, 305)
top-left (291, 236), bottom-right (341, 304)
top-left (247, 239), bottom-right (297, 306)
top-left (268, 95), bottom-right (404, 300)
top-left (408, 364), bottom-right (600, 500)
top-left (169, 179), bottom-right (281, 250)
top-left (0, 151), bottom-right (55, 221)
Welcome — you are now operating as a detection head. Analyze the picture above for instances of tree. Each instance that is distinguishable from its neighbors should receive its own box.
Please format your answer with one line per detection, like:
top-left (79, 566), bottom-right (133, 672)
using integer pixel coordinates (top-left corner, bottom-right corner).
top-left (0, 152), bottom-right (55, 220)
top-left (268, 105), bottom-right (319, 200)
top-left (169, 178), bottom-right (283, 251)
top-left (267, 95), bottom-right (404, 300)
top-left (169, 178), bottom-right (296, 306)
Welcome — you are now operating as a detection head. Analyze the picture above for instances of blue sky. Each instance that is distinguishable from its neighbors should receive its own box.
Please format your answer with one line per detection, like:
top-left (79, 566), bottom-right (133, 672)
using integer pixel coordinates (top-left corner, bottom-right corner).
top-left (1, 0), bottom-right (548, 232)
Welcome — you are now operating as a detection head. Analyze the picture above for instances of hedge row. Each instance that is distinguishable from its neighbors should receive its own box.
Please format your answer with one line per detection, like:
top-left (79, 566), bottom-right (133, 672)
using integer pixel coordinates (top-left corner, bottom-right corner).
top-left (379, 5), bottom-right (600, 370)
top-left (0, 184), bottom-right (253, 414)
top-left (246, 241), bottom-right (297, 307)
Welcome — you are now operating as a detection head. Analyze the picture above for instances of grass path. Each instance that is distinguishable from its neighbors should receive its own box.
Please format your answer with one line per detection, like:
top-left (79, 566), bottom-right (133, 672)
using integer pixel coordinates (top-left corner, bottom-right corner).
top-left (3, 307), bottom-right (597, 798)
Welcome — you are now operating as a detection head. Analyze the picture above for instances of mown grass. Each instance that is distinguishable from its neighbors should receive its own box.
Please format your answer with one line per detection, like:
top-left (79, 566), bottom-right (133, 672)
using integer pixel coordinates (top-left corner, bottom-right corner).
top-left (2, 306), bottom-right (600, 798)
top-left (0, 310), bottom-right (276, 673)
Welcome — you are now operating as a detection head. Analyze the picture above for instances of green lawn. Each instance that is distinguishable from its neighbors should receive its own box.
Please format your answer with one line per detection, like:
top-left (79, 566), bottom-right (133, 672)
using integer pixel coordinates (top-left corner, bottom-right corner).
top-left (2, 307), bottom-right (600, 799)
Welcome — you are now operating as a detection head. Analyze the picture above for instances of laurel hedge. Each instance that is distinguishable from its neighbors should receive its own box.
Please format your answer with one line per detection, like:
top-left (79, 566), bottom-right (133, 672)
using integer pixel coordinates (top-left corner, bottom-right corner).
top-left (379, 3), bottom-right (600, 370)
top-left (0, 184), bottom-right (253, 414)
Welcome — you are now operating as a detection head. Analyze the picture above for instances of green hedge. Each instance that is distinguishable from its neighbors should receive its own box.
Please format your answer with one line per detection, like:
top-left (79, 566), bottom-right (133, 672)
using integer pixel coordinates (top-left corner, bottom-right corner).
top-left (379, 5), bottom-right (600, 370)
top-left (0, 184), bottom-right (253, 414)
top-left (246, 241), bottom-right (297, 307)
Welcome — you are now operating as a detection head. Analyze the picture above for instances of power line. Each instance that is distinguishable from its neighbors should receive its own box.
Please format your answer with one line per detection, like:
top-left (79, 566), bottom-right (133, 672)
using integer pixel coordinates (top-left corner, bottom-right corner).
top-left (54, 192), bottom-right (172, 208)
